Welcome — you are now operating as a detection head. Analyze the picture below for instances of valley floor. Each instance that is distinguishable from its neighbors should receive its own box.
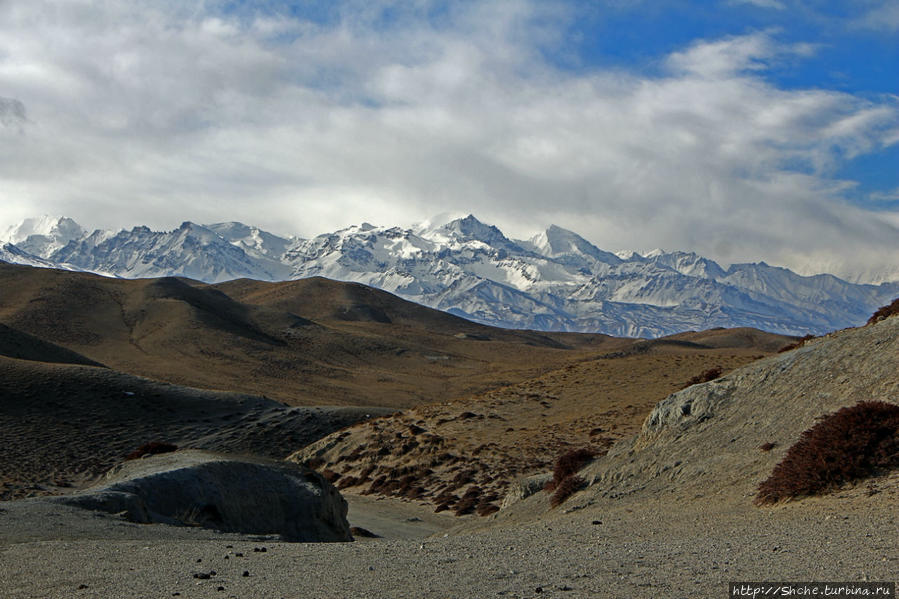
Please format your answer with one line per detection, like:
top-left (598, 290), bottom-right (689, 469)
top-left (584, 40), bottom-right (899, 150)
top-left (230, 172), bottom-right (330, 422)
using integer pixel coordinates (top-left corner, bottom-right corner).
top-left (2, 485), bottom-right (896, 599)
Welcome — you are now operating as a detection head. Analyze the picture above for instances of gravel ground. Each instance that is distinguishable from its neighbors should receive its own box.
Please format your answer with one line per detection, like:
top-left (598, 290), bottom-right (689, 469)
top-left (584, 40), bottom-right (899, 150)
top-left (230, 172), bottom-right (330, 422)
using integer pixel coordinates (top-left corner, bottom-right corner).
top-left (2, 486), bottom-right (896, 599)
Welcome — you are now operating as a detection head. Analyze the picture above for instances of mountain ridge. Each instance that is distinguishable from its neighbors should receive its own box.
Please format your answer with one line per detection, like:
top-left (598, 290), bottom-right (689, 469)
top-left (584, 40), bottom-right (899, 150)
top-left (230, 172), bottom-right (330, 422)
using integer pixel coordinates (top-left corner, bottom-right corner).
top-left (1, 214), bottom-right (896, 337)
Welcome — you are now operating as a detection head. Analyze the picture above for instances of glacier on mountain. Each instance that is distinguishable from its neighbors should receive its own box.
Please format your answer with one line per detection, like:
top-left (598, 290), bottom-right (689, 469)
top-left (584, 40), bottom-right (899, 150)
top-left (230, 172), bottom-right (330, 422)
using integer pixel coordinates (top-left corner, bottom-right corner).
top-left (1, 214), bottom-right (896, 337)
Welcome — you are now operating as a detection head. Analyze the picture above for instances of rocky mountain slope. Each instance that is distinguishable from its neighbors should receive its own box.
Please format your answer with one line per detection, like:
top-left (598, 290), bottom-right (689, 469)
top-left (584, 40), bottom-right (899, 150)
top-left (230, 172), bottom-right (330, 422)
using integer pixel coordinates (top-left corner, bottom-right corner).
top-left (3, 215), bottom-right (895, 337)
top-left (512, 311), bottom-right (899, 518)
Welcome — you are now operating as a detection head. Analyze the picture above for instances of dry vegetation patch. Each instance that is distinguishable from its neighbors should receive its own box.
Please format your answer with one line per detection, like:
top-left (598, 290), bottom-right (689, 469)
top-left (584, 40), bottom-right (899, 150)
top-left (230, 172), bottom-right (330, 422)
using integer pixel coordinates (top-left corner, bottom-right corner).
top-left (544, 447), bottom-right (599, 508)
top-left (550, 475), bottom-right (587, 508)
top-left (756, 401), bottom-right (899, 505)
top-left (681, 366), bottom-right (723, 389)
top-left (292, 340), bottom-right (780, 515)
top-left (124, 441), bottom-right (178, 461)
top-left (777, 334), bottom-right (816, 353)
top-left (867, 297), bottom-right (899, 325)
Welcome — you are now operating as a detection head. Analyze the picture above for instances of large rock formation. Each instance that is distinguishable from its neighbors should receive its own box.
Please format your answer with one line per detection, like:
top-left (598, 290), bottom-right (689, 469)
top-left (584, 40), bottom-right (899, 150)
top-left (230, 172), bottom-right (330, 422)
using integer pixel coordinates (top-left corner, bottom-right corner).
top-left (50, 450), bottom-right (351, 542)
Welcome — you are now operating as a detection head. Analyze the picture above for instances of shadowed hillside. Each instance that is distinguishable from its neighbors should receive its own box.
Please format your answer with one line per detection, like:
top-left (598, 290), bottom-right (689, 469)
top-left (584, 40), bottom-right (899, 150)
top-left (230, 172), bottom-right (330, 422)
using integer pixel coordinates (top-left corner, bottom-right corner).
top-left (0, 263), bottom-right (625, 407)
top-left (0, 355), bottom-right (392, 500)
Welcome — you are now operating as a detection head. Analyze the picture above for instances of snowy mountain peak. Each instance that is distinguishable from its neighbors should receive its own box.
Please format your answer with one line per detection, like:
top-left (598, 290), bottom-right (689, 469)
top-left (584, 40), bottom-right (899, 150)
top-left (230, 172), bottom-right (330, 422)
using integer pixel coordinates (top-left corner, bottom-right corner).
top-left (526, 225), bottom-right (622, 266)
top-left (413, 211), bottom-right (471, 234)
top-left (644, 250), bottom-right (726, 279)
top-left (427, 214), bottom-right (520, 251)
top-left (1, 215), bottom-right (87, 259)
top-left (206, 222), bottom-right (295, 260)
top-left (1, 214), bottom-right (895, 337)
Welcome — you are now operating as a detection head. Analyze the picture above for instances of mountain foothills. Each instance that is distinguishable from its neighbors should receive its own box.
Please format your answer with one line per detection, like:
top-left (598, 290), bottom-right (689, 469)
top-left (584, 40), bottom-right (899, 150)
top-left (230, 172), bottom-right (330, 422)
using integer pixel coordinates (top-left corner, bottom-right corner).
top-left (2, 215), bottom-right (897, 337)
top-left (0, 259), bottom-right (793, 501)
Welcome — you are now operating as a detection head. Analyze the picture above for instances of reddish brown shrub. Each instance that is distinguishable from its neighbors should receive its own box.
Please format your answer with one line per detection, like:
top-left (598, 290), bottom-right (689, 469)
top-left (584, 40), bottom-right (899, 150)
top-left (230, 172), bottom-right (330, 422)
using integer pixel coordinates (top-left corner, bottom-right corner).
top-left (362, 475), bottom-right (389, 495)
top-left (681, 367), bottom-right (723, 389)
top-left (550, 475), bottom-right (586, 508)
top-left (777, 334), bottom-right (816, 353)
top-left (125, 441), bottom-right (177, 460)
top-left (433, 491), bottom-right (458, 513)
top-left (545, 447), bottom-right (598, 492)
top-left (320, 468), bottom-right (340, 483)
top-left (453, 486), bottom-right (482, 516)
top-left (759, 442), bottom-right (776, 452)
top-left (755, 401), bottom-right (899, 505)
top-left (337, 476), bottom-right (360, 490)
top-left (868, 297), bottom-right (899, 325)
top-left (476, 502), bottom-right (500, 517)
top-left (305, 456), bottom-right (325, 470)
top-left (350, 526), bottom-right (379, 538)
top-left (447, 468), bottom-right (476, 491)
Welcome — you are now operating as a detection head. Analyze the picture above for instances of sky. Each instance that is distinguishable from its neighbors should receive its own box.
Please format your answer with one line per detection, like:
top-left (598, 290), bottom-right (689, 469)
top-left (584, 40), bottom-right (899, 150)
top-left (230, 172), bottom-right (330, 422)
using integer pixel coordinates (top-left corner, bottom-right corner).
top-left (0, 0), bottom-right (897, 283)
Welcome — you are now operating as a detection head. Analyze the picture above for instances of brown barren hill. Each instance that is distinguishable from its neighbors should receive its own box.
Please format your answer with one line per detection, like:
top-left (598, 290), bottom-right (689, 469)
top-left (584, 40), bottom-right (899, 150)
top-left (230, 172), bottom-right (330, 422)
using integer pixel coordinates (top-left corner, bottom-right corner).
top-left (0, 263), bottom-right (621, 407)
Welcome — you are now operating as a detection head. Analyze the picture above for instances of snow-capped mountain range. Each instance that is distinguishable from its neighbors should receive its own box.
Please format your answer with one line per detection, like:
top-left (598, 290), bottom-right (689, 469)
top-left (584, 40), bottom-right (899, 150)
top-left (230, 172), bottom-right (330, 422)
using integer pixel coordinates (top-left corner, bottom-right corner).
top-left (2, 214), bottom-right (896, 337)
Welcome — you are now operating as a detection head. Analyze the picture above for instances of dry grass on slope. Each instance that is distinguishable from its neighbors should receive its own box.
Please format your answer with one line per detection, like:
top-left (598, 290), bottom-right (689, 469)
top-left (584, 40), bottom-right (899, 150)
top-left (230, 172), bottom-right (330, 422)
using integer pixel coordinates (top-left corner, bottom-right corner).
top-left (291, 341), bottom-right (776, 515)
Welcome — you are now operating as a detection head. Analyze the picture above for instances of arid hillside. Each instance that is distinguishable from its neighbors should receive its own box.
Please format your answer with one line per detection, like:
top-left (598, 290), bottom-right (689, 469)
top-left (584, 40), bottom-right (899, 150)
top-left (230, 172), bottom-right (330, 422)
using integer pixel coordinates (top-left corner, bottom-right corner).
top-left (493, 310), bottom-right (899, 523)
top-left (290, 328), bottom-right (791, 515)
top-left (0, 263), bottom-right (794, 507)
top-left (0, 263), bottom-right (623, 407)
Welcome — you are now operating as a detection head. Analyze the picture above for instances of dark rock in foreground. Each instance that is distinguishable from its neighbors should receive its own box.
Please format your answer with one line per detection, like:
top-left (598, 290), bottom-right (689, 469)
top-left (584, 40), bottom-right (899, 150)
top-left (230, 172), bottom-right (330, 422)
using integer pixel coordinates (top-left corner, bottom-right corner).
top-left (49, 450), bottom-right (350, 542)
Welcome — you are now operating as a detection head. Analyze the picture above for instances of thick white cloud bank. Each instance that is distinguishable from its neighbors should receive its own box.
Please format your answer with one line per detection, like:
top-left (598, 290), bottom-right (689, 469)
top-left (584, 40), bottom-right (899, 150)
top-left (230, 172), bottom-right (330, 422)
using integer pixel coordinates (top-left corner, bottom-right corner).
top-left (0, 1), bottom-right (897, 283)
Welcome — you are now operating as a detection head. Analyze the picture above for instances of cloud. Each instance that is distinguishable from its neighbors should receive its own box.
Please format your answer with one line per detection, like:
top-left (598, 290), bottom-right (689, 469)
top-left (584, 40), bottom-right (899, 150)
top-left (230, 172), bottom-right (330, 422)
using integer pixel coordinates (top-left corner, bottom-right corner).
top-left (0, 96), bottom-right (27, 132)
top-left (728, 0), bottom-right (786, 10)
top-left (855, 1), bottom-right (899, 32)
top-left (0, 1), bottom-right (897, 283)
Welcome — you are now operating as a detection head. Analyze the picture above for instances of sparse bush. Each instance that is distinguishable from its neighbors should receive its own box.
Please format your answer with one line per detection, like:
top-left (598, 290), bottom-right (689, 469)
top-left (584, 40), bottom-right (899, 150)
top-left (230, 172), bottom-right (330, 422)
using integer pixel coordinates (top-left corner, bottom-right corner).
top-left (550, 475), bottom-right (586, 508)
top-left (777, 334), bottom-right (816, 353)
top-left (755, 401), bottom-right (899, 505)
top-left (453, 486), bottom-right (482, 516)
top-left (305, 456), bottom-right (325, 470)
top-left (868, 298), bottom-right (899, 325)
top-left (433, 491), bottom-right (458, 513)
top-left (681, 367), bottom-right (723, 389)
top-left (545, 447), bottom-right (598, 492)
top-left (320, 468), bottom-right (340, 483)
top-left (476, 502), bottom-right (500, 517)
top-left (447, 468), bottom-right (476, 491)
top-left (337, 476), bottom-right (360, 490)
top-left (125, 441), bottom-right (177, 460)
top-left (350, 526), bottom-right (379, 538)
top-left (759, 442), bottom-right (776, 452)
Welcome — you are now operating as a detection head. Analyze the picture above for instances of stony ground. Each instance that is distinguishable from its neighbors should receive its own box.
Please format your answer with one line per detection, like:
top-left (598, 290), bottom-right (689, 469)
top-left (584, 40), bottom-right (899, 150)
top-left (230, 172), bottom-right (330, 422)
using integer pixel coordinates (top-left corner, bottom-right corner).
top-left (2, 480), bottom-right (897, 599)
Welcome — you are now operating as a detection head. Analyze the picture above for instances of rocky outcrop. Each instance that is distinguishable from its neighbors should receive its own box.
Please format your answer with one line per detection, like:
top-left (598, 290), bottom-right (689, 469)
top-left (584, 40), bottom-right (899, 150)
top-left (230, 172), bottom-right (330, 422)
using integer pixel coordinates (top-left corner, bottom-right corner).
top-left (50, 450), bottom-right (351, 542)
top-left (500, 472), bottom-right (552, 510)
top-left (575, 316), bottom-right (899, 503)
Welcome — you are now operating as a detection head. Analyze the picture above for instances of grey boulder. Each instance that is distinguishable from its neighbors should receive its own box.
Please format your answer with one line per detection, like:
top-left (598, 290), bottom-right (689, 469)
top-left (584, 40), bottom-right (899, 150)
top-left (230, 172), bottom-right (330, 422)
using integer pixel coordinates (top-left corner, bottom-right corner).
top-left (50, 450), bottom-right (351, 542)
